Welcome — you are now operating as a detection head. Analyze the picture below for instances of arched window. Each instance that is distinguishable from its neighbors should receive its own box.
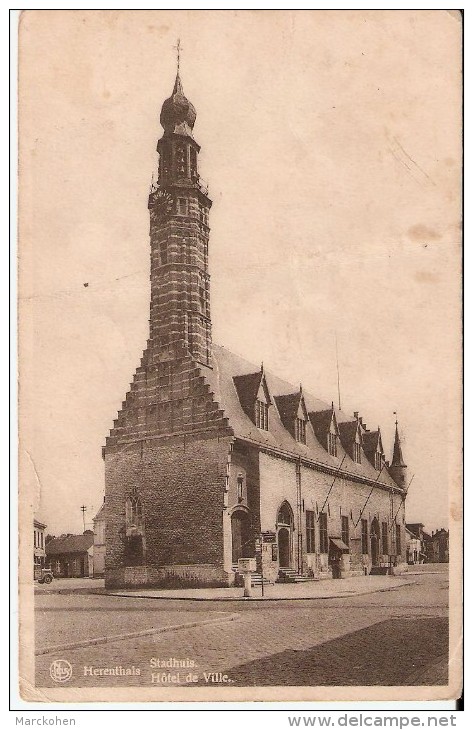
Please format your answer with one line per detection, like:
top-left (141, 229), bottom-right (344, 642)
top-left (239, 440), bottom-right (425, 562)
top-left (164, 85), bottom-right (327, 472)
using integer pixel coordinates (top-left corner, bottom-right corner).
top-left (126, 496), bottom-right (143, 533)
top-left (277, 501), bottom-right (294, 527)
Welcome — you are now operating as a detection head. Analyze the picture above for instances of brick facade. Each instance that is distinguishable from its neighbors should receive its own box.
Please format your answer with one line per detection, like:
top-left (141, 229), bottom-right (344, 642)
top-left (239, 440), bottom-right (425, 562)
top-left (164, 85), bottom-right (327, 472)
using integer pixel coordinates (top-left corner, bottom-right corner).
top-left (104, 71), bottom-right (408, 589)
top-left (105, 431), bottom-right (233, 587)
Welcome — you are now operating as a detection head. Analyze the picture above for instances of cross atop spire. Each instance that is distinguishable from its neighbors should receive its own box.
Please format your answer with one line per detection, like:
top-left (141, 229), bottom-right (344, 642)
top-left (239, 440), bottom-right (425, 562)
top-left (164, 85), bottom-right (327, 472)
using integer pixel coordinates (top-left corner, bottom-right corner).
top-left (391, 419), bottom-right (406, 468)
top-left (174, 38), bottom-right (182, 74)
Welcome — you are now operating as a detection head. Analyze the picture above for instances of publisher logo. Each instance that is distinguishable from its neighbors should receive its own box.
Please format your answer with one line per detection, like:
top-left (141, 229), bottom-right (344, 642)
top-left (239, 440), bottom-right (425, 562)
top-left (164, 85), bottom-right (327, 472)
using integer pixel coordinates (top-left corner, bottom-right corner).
top-left (49, 659), bottom-right (73, 683)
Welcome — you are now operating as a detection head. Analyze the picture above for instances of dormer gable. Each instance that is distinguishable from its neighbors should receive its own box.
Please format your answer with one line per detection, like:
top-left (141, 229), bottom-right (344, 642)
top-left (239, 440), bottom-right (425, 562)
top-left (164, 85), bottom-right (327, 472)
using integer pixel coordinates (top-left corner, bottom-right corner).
top-left (339, 418), bottom-right (364, 463)
top-left (362, 427), bottom-right (385, 471)
top-left (233, 367), bottom-right (271, 431)
top-left (274, 388), bottom-right (308, 444)
top-left (309, 403), bottom-right (340, 456)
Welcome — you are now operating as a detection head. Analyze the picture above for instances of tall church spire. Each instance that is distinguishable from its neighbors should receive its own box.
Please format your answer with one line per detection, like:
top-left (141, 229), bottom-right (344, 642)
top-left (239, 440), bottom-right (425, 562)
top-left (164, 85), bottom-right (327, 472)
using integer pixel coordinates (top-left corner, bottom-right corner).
top-left (392, 421), bottom-right (406, 468)
top-left (389, 419), bottom-right (407, 489)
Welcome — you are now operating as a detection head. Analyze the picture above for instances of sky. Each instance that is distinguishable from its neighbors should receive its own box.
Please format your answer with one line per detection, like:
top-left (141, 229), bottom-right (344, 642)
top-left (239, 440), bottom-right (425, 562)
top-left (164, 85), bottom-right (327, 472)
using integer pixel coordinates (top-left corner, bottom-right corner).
top-left (19, 10), bottom-right (462, 536)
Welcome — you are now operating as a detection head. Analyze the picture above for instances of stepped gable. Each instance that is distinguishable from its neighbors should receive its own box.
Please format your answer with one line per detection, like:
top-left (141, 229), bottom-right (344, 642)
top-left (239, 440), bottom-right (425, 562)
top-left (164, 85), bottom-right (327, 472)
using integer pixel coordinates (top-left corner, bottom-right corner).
top-left (105, 347), bottom-right (231, 449)
top-left (204, 344), bottom-right (400, 489)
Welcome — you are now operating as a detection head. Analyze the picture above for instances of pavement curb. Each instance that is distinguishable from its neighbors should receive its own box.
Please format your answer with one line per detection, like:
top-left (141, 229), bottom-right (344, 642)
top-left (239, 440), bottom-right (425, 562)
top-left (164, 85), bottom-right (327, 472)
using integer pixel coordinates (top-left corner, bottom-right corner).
top-left (101, 578), bottom-right (417, 603)
top-left (36, 612), bottom-right (240, 656)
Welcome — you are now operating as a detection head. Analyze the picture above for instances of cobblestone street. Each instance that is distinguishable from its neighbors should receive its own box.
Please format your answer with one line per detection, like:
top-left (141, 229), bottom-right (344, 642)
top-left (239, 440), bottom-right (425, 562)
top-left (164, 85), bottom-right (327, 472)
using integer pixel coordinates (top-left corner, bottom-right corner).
top-left (35, 567), bottom-right (449, 690)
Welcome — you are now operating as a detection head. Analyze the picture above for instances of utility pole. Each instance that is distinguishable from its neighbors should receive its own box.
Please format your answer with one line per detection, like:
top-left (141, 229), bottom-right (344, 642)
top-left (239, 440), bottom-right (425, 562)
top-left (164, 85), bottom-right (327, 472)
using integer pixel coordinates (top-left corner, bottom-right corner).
top-left (80, 505), bottom-right (87, 533)
top-left (335, 334), bottom-right (342, 411)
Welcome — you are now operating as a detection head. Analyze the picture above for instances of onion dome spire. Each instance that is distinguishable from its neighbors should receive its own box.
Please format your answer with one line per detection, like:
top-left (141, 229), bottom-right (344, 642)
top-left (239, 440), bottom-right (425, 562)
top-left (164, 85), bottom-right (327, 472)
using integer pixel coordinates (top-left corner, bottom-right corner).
top-left (160, 42), bottom-right (196, 137)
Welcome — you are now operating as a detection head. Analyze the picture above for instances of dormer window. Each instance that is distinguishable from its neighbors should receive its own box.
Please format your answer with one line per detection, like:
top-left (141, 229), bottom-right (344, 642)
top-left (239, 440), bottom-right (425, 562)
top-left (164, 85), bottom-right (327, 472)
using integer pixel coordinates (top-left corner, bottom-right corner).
top-left (328, 432), bottom-right (337, 457)
top-left (255, 400), bottom-right (268, 430)
top-left (375, 451), bottom-right (383, 471)
top-left (233, 370), bottom-right (271, 431)
top-left (353, 442), bottom-right (361, 463)
top-left (295, 417), bottom-right (306, 444)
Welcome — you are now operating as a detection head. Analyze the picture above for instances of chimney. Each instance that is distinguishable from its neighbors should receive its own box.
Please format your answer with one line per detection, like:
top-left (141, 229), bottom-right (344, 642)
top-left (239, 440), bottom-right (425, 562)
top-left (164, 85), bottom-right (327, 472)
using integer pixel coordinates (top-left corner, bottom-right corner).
top-left (353, 411), bottom-right (359, 420)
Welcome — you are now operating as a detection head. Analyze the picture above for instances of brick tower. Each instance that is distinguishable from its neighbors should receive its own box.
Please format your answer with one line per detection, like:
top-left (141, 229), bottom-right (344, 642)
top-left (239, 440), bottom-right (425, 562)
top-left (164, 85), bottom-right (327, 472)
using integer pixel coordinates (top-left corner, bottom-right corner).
top-left (104, 69), bottom-right (233, 589)
top-left (149, 70), bottom-right (212, 366)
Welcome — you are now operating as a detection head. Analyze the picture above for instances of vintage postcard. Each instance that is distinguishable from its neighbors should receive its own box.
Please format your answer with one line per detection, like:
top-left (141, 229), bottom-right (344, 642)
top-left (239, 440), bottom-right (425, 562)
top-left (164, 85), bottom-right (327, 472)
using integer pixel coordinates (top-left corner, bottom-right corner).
top-left (18, 9), bottom-right (462, 703)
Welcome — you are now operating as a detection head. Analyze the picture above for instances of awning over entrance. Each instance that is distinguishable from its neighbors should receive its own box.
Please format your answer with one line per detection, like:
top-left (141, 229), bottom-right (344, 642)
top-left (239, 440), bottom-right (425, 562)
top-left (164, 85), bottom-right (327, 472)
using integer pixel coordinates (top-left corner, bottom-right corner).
top-left (329, 537), bottom-right (349, 552)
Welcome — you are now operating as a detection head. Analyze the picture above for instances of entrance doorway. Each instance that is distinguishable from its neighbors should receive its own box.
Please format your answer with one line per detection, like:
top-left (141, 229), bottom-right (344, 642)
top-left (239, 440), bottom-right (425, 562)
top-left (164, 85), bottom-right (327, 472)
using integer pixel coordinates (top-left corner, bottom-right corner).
top-left (370, 518), bottom-right (380, 566)
top-left (125, 534), bottom-right (145, 566)
top-left (231, 510), bottom-right (252, 564)
top-left (277, 501), bottom-right (294, 569)
top-left (278, 528), bottom-right (290, 567)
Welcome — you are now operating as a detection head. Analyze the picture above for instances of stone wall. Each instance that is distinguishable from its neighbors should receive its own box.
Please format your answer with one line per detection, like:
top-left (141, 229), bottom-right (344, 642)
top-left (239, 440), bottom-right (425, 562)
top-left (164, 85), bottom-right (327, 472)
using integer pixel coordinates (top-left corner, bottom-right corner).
top-left (105, 431), bottom-right (233, 588)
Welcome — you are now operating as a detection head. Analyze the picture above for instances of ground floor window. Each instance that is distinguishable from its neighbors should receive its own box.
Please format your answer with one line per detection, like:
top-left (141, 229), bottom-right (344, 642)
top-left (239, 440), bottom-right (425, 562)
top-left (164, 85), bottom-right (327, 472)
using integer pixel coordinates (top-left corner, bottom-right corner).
top-left (382, 521), bottom-right (388, 554)
top-left (306, 511), bottom-right (315, 553)
top-left (319, 512), bottom-right (328, 553)
top-left (395, 523), bottom-right (401, 556)
top-left (341, 515), bottom-right (349, 547)
top-left (361, 519), bottom-right (368, 554)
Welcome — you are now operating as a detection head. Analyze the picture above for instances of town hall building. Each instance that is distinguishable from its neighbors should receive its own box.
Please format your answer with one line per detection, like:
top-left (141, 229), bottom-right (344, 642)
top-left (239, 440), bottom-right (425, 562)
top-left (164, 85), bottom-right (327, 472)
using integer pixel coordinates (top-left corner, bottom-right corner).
top-left (104, 68), bottom-right (408, 588)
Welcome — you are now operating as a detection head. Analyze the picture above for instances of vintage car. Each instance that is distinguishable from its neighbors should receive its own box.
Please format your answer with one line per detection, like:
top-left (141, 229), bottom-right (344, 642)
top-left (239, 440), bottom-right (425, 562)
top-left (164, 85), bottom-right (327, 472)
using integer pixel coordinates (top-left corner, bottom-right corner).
top-left (37, 567), bottom-right (54, 584)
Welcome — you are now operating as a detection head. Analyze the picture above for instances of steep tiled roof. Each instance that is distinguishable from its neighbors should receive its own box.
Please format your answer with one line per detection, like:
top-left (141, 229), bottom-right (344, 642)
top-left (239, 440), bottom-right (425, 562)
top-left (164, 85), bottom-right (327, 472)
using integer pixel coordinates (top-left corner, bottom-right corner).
top-left (233, 371), bottom-right (264, 419)
top-left (338, 420), bottom-right (358, 452)
top-left (205, 345), bottom-right (399, 489)
top-left (46, 533), bottom-right (94, 556)
top-left (362, 429), bottom-right (379, 456)
top-left (274, 392), bottom-right (301, 423)
top-left (274, 392), bottom-right (301, 421)
top-left (308, 409), bottom-right (333, 447)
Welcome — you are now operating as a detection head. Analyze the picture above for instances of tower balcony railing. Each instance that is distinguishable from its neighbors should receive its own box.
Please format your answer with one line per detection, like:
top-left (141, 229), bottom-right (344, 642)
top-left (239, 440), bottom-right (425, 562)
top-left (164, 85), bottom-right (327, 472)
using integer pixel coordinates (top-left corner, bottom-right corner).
top-left (152, 174), bottom-right (208, 196)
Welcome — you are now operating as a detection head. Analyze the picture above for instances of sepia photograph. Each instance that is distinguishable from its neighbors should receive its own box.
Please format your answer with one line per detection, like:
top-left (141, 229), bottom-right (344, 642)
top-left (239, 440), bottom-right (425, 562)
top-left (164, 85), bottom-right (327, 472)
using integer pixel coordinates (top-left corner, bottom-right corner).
top-left (18, 9), bottom-right (462, 704)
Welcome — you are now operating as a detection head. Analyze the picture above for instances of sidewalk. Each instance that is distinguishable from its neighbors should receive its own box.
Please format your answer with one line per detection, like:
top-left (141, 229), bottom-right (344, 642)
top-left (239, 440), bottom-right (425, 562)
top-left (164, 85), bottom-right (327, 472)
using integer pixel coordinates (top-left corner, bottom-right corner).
top-left (106, 574), bottom-right (416, 602)
top-left (36, 609), bottom-right (238, 656)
